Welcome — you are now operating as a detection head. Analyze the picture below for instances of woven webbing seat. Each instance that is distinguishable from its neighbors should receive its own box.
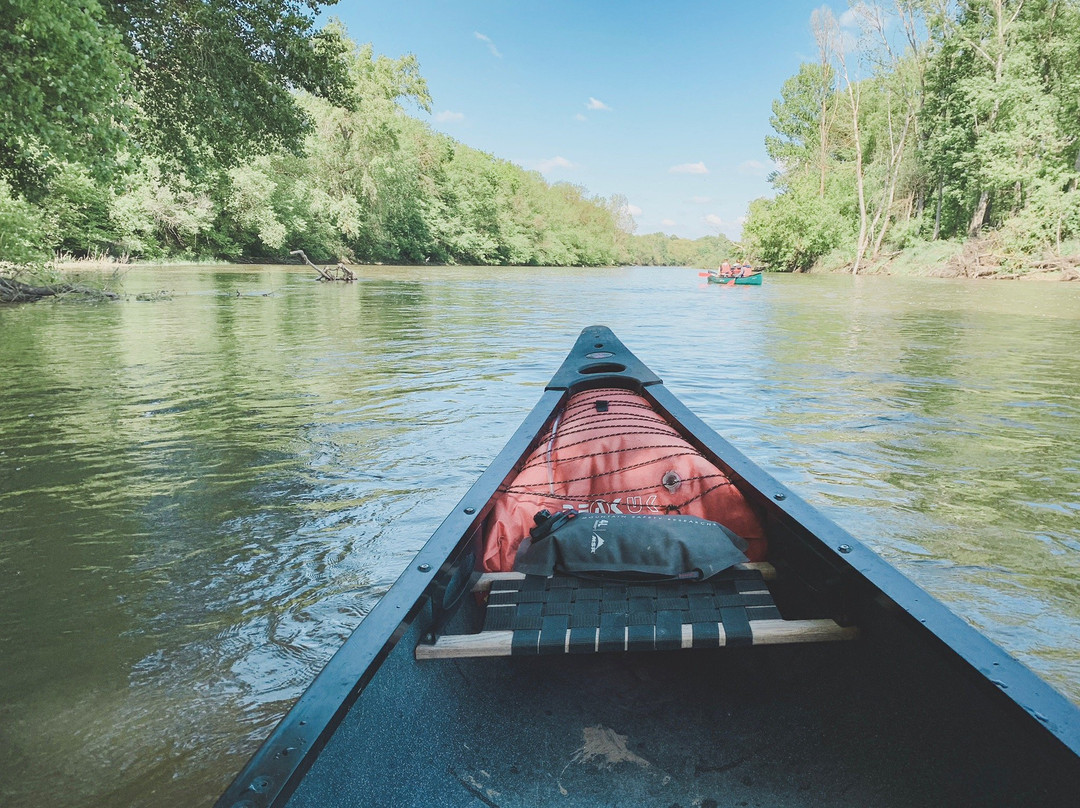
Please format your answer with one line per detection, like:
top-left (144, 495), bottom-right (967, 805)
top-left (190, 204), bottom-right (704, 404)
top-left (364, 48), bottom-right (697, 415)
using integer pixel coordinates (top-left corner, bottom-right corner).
top-left (415, 563), bottom-right (858, 660)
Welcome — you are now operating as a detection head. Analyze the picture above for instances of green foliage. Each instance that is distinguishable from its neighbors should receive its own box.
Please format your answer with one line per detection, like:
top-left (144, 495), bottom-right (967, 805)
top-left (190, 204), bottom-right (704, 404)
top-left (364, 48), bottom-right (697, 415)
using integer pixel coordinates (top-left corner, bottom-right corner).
top-left (765, 62), bottom-right (836, 179)
top-left (1, 2), bottom-right (351, 198)
top-left (0, 0), bottom-right (132, 197)
top-left (998, 170), bottom-right (1080, 255)
top-left (0, 15), bottom-right (721, 269)
top-left (744, 0), bottom-right (1080, 271)
top-left (743, 180), bottom-right (853, 271)
top-left (106, 2), bottom-right (353, 178)
top-left (110, 160), bottom-right (217, 257)
top-left (0, 179), bottom-right (50, 263)
top-left (39, 165), bottom-right (119, 255)
top-left (622, 233), bottom-right (738, 268)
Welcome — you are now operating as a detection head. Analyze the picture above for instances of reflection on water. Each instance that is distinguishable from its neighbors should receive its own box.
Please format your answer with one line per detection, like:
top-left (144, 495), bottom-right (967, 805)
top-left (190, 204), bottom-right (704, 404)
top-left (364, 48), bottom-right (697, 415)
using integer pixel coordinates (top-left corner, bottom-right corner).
top-left (1, 266), bottom-right (1078, 807)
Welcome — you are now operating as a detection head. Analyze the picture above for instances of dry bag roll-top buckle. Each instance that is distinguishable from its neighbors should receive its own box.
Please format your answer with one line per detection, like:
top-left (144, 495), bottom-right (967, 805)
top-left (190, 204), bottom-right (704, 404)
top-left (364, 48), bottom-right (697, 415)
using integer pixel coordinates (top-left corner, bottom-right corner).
top-left (529, 509), bottom-right (576, 541)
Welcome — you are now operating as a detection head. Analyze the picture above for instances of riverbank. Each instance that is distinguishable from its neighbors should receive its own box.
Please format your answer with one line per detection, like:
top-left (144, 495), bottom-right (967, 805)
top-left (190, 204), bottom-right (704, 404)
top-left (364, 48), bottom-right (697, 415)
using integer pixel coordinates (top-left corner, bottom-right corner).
top-left (809, 236), bottom-right (1080, 281)
top-left (7, 243), bottom-right (1080, 291)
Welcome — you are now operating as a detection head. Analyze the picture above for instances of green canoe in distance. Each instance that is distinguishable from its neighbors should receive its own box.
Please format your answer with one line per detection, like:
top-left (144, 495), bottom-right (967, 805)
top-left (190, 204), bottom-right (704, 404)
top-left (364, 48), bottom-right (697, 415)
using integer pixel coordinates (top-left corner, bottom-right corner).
top-left (707, 272), bottom-right (762, 285)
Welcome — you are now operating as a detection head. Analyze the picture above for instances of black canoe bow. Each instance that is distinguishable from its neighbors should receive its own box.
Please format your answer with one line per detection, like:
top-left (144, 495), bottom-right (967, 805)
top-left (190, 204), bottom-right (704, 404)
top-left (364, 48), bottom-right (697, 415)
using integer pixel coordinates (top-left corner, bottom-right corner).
top-left (216, 325), bottom-right (1080, 808)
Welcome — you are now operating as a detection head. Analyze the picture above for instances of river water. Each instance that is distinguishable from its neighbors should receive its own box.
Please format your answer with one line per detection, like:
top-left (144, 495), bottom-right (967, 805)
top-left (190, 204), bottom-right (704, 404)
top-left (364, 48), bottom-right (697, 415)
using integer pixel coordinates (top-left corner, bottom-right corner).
top-left (1, 265), bottom-right (1078, 807)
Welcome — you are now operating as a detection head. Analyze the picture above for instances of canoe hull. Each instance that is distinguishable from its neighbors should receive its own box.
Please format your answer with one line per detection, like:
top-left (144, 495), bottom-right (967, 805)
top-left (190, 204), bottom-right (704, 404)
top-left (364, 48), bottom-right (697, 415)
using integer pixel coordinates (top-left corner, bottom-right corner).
top-left (287, 613), bottom-right (1077, 808)
top-left (216, 326), bottom-right (1080, 808)
top-left (708, 272), bottom-right (762, 285)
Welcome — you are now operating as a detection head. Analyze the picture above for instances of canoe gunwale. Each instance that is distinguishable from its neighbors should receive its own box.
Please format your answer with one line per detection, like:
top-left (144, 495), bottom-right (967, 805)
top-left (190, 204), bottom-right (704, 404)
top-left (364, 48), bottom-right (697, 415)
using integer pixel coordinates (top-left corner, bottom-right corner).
top-left (214, 325), bottom-right (1080, 808)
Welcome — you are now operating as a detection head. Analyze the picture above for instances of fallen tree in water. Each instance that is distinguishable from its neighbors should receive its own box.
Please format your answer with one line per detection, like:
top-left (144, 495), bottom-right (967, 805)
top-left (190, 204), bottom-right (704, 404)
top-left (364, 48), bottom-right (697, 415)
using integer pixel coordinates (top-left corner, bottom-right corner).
top-left (290, 249), bottom-right (355, 281)
top-left (0, 275), bottom-right (121, 303)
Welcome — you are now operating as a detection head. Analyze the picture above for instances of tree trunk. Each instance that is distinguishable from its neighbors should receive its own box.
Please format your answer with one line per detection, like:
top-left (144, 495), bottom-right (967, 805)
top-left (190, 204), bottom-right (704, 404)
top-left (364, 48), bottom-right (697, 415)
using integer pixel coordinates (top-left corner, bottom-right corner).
top-left (968, 190), bottom-right (990, 237)
top-left (844, 73), bottom-right (868, 274)
top-left (869, 106), bottom-right (912, 261)
top-left (933, 176), bottom-right (943, 241)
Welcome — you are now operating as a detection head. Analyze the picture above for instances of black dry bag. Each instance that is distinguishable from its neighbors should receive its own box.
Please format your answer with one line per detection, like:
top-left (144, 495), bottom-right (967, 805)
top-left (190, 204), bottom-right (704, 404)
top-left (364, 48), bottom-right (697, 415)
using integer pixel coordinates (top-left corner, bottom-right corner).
top-left (513, 510), bottom-right (749, 581)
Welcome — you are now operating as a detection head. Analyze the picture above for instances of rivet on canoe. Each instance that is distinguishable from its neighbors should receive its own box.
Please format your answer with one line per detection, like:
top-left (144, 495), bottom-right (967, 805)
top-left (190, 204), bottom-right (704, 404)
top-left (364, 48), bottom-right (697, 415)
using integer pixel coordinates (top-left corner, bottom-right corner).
top-left (773, 492), bottom-right (786, 501)
top-left (418, 564), bottom-right (431, 573)
top-left (464, 507), bottom-right (475, 514)
top-left (838, 544), bottom-right (852, 554)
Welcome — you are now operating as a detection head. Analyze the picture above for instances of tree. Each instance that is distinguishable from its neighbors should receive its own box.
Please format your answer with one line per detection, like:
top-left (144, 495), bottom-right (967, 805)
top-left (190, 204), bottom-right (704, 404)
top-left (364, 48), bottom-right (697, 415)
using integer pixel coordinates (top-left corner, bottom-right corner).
top-left (852, 1), bottom-right (931, 262)
top-left (928, 0), bottom-right (1032, 235)
top-left (0, 0), bottom-right (132, 197)
top-left (743, 177), bottom-right (853, 271)
top-left (0, 0), bottom-right (352, 200)
top-left (107, 2), bottom-right (354, 176)
top-left (765, 62), bottom-right (838, 193)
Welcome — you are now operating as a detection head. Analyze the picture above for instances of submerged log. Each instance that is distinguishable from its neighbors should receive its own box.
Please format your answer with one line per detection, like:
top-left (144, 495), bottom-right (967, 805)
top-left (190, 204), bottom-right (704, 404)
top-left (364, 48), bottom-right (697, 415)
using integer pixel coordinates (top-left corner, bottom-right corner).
top-left (0, 276), bottom-right (119, 303)
top-left (290, 249), bottom-right (355, 282)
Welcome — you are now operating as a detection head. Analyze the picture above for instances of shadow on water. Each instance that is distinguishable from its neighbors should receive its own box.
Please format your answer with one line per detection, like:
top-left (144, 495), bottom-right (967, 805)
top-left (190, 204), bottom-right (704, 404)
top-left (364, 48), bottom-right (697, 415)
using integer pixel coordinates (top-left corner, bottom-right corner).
top-left (0, 266), bottom-right (1078, 807)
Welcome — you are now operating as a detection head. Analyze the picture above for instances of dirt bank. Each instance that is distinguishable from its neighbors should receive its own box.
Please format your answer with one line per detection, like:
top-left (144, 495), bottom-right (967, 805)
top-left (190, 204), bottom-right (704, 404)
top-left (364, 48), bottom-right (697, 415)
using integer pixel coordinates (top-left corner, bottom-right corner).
top-left (810, 236), bottom-right (1080, 280)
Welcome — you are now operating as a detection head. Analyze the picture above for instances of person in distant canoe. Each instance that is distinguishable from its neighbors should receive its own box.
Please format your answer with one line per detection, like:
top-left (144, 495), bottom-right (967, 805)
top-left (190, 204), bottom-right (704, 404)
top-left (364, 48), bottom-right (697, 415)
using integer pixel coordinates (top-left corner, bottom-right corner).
top-left (740, 263), bottom-right (753, 277)
top-left (720, 260), bottom-right (732, 277)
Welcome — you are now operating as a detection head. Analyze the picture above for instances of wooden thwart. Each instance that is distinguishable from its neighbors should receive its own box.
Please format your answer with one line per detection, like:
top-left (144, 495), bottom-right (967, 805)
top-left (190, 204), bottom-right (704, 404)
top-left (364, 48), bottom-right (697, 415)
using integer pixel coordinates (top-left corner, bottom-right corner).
top-left (416, 619), bottom-right (858, 660)
top-left (418, 562), bottom-right (857, 661)
top-left (471, 562), bottom-right (777, 594)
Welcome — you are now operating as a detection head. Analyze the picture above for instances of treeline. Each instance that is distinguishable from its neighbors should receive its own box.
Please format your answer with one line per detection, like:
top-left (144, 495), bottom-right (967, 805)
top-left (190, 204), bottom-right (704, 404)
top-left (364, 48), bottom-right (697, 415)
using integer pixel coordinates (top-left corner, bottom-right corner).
top-left (743, 0), bottom-right (1080, 273)
top-left (0, 3), bottom-right (725, 269)
top-left (622, 234), bottom-right (738, 267)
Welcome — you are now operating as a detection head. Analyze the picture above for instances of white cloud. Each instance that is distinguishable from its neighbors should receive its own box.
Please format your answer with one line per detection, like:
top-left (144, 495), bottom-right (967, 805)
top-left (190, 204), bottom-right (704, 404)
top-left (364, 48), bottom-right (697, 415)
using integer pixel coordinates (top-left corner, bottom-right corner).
top-left (690, 196), bottom-right (712, 204)
top-left (838, 6), bottom-right (862, 28)
top-left (574, 113), bottom-right (587, 122)
top-left (625, 204), bottom-right (643, 216)
top-left (839, 3), bottom-right (883, 30)
top-left (534, 156), bottom-right (576, 173)
top-left (705, 213), bottom-right (743, 239)
top-left (474, 32), bottom-right (502, 58)
top-left (434, 110), bottom-right (465, 123)
top-left (813, 6), bottom-right (861, 55)
top-left (586, 97), bottom-right (612, 111)
top-left (669, 162), bottom-right (709, 175)
top-left (661, 218), bottom-right (677, 227)
top-left (738, 159), bottom-right (772, 175)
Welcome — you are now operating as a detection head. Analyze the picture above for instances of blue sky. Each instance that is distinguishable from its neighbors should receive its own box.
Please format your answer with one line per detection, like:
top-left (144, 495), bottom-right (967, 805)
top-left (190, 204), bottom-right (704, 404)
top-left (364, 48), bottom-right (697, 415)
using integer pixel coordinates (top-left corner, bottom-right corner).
top-left (328, 1), bottom-right (842, 240)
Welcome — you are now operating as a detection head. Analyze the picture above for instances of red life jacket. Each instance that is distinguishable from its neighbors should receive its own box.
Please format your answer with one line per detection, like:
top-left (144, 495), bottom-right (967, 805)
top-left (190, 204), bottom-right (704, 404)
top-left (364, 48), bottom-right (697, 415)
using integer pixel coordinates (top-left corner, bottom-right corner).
top-left (482, 387), bottom-right (767, 572)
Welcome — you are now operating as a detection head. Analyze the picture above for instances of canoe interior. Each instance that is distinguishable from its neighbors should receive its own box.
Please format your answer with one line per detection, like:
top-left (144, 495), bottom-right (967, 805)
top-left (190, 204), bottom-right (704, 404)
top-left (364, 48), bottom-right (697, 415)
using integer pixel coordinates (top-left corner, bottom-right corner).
top-left (286, 604), bottom-right (1078, 808)
top-left (218, 326), bottom-right (1079, 808)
